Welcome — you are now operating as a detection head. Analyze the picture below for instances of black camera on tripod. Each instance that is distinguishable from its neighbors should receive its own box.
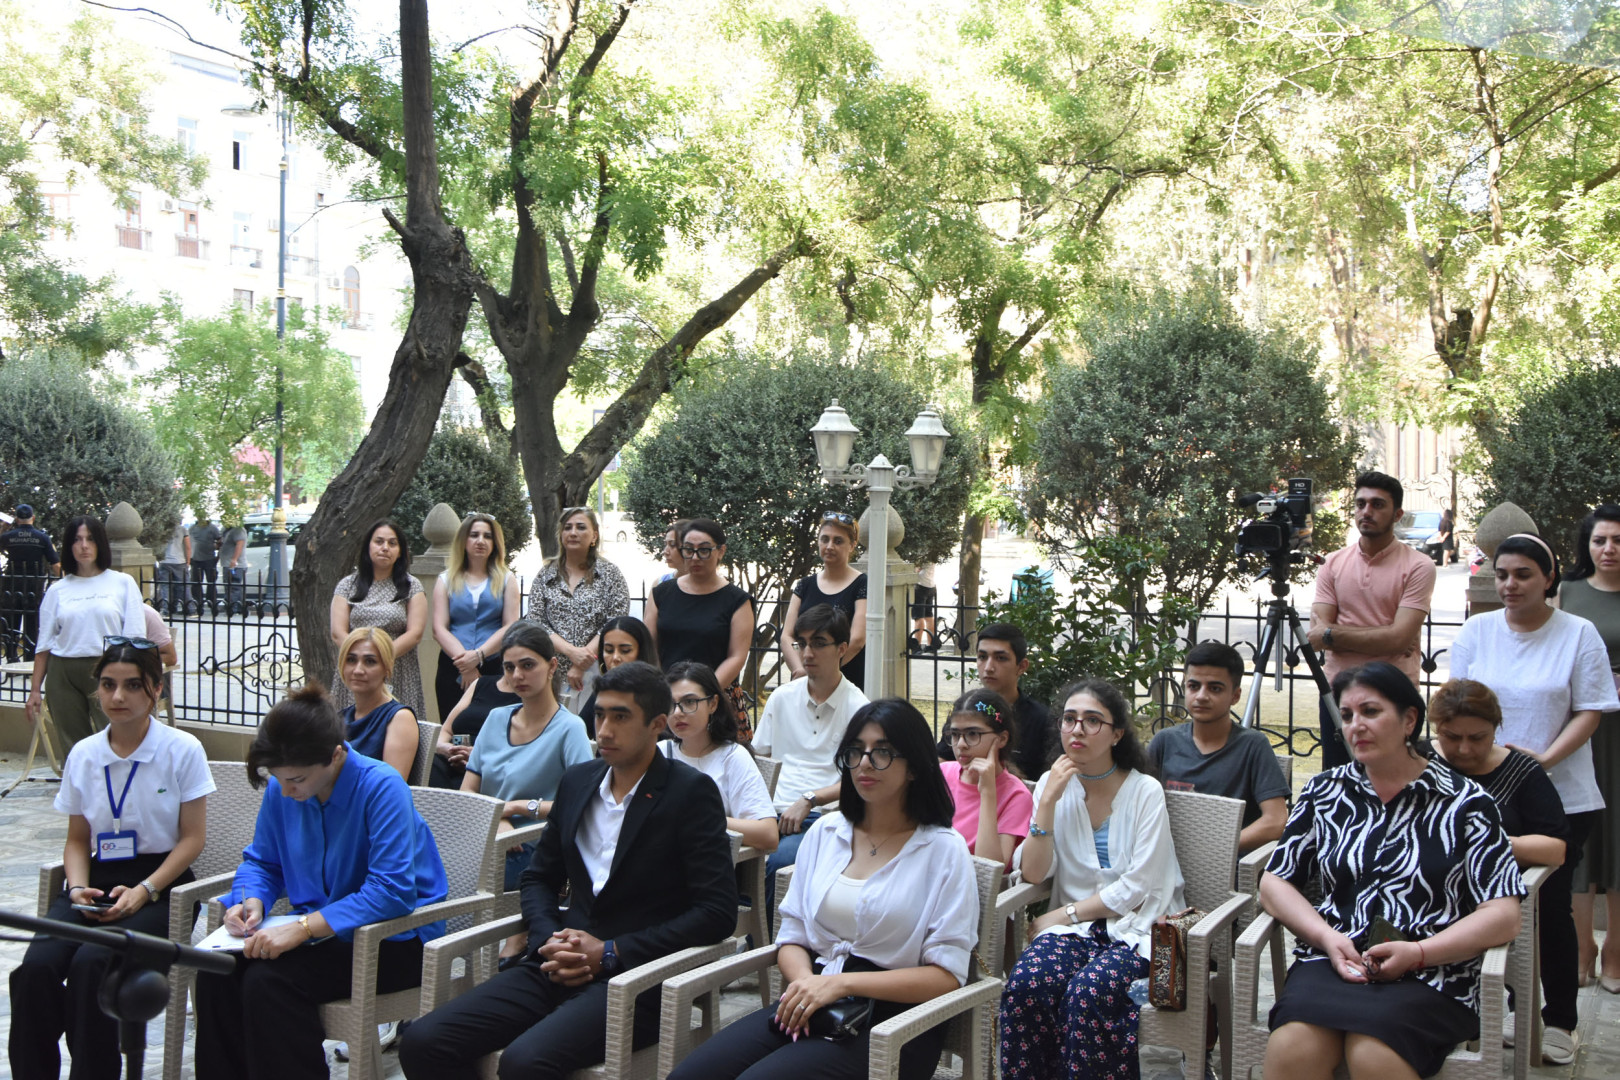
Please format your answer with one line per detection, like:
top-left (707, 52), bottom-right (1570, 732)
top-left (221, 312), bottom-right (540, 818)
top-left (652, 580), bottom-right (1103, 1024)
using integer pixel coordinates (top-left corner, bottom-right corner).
top-left (1235, 478), bottom-right (1314, 559)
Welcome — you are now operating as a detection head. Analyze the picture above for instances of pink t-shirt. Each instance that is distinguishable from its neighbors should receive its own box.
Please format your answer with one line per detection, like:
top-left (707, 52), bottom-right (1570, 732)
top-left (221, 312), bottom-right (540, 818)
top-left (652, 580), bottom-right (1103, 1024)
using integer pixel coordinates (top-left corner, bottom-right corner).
top-left (941, 760), bottom-right (1035, 862)
top-left (1312, 539), bottom-right (1436, 684)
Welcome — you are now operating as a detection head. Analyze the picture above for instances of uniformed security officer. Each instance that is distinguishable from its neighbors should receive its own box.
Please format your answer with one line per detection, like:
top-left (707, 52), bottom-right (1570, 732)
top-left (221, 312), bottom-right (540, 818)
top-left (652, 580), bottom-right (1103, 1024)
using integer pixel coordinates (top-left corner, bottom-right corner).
top-left (0, 505), bottom-right (60, 663)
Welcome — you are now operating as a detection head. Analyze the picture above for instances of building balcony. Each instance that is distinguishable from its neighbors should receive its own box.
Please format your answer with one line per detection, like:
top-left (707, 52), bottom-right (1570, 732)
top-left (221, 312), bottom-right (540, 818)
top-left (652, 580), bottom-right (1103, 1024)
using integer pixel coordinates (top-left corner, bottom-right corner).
top-left (285, 253), bottom-right (320, 276)
top-left (175, 235), bottom-right (210, 259)
top-left (339, 310), bottom-right (372, 331)
top-left (115, 226), bottom-right (151, 251)
top-left (230, 244), bottom-right (264, 268)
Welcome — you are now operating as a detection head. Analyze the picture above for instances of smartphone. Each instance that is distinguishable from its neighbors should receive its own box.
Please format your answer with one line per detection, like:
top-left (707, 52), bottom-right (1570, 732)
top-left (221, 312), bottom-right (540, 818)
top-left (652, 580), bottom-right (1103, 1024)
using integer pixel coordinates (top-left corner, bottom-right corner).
top-left (72, 899), bottom-right (116, 913)
top-left (1367, 916), bottom-right (1407, 947)
top-left (451, 734), bottom-right (469, 746)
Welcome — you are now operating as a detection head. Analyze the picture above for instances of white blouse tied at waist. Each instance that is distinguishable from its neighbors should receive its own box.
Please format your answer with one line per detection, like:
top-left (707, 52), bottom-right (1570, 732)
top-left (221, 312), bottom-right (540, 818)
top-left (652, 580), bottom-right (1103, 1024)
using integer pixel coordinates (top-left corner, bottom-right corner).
top-left (777, 815), bottom-right (980, 986)
top-left (1015, 767), bottom-right (1186, 959)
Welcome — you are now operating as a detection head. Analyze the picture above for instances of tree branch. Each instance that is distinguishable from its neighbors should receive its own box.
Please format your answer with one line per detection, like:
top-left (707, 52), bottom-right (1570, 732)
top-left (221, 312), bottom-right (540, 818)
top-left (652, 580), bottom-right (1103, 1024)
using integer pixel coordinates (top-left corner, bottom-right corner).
top-left (567, 1), bottom-right (636, 126)
top-left (454, 353), bottom-right (512, 449)
top-left (555, 230), bottom-right (580, 293)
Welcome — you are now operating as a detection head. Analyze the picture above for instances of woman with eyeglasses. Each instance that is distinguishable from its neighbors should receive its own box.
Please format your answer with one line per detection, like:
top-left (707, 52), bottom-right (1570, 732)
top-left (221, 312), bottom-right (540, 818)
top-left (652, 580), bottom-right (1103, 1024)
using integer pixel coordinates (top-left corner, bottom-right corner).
top-left (662, 661), bottom-right (778, 851)
top-left (431, 512), bottom-right (521, 720)
top-left (526, 506), bottom-right (629, 716)
top-left (1000, 678), bottom-right (1185, 1080)
top-left (25, 514), bottom-right (145, 753)
top-left (330, 519), bottom-right (427, 719)
top-left (460, 622), bottom-right (592, 959)
top-left (940, 688), bottom-right (1033, 870)
top-left (645, 518), bottom-right (755, 690)
top-left (665, 698), bottom-right (979, 1080)
top-left (10, 638), bottom-right (213, 1080)
top-left (781, 510), bottom-right (868, 689)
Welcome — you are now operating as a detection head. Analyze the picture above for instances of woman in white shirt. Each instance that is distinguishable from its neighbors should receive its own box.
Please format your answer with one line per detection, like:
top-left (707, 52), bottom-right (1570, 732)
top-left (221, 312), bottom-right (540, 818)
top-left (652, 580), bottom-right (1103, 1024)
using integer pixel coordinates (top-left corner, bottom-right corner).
top-left (1449, 532), bottom-right (1620, 1062)
top-left (25, 515), bottom-right (145, 752)
top-left (665, 698), bottom-right (980, 1080)
top-left (9, 639), bottom-right (213, 1080)
top-left (1000, 678), bottom-right (1185, 1080)
top-left (663, 661), bottom-right (778, 851)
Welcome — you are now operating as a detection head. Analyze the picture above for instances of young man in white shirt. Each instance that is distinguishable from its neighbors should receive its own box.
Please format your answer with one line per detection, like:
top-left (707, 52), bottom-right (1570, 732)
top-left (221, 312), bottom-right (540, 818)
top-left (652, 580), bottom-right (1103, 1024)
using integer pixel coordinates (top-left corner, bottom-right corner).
top-left (754, 604), bottom-right (870, 884)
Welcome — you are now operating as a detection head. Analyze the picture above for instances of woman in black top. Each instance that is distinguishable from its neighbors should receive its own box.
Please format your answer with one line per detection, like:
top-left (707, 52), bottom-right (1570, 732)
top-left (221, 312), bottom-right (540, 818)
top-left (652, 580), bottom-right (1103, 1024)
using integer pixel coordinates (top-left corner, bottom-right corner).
top-left (1262, 663), bottom-right (1524, 1079)
top-left (781, 510), bottom-right (868, 689)
top-left (645, 518), bottom-right (754, 688)
top-left (1430, 677), bottom-right (1569, 1054)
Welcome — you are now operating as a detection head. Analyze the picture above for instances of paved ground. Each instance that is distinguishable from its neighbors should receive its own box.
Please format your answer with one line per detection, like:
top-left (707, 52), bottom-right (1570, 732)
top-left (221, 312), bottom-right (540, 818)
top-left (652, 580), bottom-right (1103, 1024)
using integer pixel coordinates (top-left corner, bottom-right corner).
top-left (2, 755), bottom-right (1616, 1079)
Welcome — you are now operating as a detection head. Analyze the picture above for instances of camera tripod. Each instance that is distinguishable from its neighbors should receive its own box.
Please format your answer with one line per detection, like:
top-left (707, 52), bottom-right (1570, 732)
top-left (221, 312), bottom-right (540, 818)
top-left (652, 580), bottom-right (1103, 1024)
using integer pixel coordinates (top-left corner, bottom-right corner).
top-left (1239, 567), bottom-right (1343, 757)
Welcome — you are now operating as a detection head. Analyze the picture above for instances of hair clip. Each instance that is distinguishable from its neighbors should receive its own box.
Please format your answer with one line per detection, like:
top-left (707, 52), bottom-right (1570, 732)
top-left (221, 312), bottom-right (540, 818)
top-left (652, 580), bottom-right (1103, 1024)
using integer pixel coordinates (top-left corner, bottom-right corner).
top-left (973, 700), bottom-right (1001, 723)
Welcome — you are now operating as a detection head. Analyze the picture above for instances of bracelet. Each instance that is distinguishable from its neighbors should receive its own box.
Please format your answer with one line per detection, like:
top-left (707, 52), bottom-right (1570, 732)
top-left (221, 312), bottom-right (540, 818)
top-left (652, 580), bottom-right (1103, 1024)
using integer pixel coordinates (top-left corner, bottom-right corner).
top-left (1417, 941), bottom-right (1426, 968)
top-left (1028, 823), bottom-right (1051, 838)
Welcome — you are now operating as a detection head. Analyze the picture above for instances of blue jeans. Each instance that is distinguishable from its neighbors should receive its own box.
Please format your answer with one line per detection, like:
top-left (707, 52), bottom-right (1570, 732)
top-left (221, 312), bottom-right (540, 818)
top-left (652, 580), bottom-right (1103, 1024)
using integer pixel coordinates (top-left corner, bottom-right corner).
top-left (765, 810), bottom-right (820, 926)
top-left (504, 842), bottom-right (537, 891)
top-left (223, 566), bottom-right (245, 610)
top-left (157, 562), bottom-right (187, 611)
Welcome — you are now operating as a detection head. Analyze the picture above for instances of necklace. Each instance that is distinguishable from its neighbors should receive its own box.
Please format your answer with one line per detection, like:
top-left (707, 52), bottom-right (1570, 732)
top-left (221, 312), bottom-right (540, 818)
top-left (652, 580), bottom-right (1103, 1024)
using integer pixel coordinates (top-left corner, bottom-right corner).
top-left (1078, 763), bottom-right (1118, 781)
top-left (859, 828), bottom-right (905, 857)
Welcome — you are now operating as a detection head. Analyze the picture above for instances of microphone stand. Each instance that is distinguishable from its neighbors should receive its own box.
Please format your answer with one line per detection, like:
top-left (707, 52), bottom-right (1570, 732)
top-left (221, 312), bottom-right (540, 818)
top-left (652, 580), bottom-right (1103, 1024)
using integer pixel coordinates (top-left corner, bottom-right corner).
top-left (0, 906), bottom-right (238, 1080)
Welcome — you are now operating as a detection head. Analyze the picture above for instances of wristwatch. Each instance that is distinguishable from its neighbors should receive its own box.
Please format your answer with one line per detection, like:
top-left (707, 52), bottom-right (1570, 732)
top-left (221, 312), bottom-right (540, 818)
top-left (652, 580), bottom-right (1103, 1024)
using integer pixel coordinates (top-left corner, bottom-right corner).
top-left (1322, 627), bottom-right (1335, 649)
top-left (1066, 902), bottom-right (1080, 925)
top-left (601, 939), bottom-right (621, 976)
top-left (140, 879), bottom-right (160, 902)
top-left (526, 799), bottom-right (541, 817)
top-left (298, 914), bottom-right (314, 939)
top-left (800, 790), bottom-right (819, 808)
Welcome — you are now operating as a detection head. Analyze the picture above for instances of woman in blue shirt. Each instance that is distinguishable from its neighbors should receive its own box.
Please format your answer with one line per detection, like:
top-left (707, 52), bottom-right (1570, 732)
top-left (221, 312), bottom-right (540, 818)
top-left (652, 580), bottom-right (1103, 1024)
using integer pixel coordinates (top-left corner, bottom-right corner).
top-left (430, 512), bottom-right (521, 719)
top-left (193, 685), bottom-right (449, 1080)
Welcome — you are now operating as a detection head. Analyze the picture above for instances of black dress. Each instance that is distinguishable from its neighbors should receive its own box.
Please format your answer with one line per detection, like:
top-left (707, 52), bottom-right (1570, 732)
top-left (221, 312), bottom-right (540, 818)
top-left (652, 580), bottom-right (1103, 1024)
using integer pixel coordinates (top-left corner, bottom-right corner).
top-left (652, 579), bottom-right (752, 678)
top-left (1265, 757), bottom-right (1526, 1077)
top-left (791, 572), bottom-right (868, 690)
top-left (428, 674), bottom-right (520, 789)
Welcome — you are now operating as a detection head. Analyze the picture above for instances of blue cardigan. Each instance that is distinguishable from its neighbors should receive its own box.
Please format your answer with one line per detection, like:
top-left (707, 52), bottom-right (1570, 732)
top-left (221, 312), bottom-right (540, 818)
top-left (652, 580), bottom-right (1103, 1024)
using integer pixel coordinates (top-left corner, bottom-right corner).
top-left (230, 746), bottom-right (449, 942)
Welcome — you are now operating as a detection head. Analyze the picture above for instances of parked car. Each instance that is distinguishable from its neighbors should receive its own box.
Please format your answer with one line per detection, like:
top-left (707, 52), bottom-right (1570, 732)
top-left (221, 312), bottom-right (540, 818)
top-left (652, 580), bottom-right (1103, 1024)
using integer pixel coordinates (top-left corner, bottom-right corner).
top-left (1395, 510), bottom-right (1445, 563)
top-left (236, 511), bottom-right (312, 609)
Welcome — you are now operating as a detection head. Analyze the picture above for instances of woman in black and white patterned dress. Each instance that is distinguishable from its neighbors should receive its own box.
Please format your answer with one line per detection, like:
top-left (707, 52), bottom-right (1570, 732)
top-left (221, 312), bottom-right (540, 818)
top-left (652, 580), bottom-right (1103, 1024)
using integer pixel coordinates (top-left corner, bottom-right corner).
top-left (1261, 662), bottom-right (1525, 1079)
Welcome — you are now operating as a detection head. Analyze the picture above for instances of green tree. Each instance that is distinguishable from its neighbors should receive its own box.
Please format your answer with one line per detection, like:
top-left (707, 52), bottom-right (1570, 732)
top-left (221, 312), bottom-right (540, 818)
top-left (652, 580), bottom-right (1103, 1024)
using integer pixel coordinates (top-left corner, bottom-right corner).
top-left (142, 302), bottom-right (364, 520)
top-left (391, 427), bottom-right (533, 560)
top-left (1026, 287), bottom-right (1358, 609)
top-left (0, 0), bottom-right (205, 365)
top-left (0, 355), bottom-right (181, 547)
top-left (1477, 362), bottom-right (1620, 563)
top-left (620, 354), bottom-right (977, 604)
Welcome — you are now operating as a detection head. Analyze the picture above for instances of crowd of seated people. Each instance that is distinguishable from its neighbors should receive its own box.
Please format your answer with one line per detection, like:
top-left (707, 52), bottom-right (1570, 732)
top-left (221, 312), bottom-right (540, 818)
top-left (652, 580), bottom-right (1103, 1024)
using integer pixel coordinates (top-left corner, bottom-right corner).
top-left (14, 506), bottom-right (1619, 1080)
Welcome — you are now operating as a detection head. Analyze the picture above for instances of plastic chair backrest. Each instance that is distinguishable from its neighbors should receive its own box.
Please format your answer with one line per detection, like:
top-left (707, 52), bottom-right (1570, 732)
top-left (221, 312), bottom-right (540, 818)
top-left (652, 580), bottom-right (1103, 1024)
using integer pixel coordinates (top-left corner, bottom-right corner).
top-left (201, 760), bottom-right (267, 878)
top-left (407, 787), bottom-right (503, 932)
top-left (411, 720), bottom-right (441, 786)
top-left (1163, 790), bottom-right (1244, 912)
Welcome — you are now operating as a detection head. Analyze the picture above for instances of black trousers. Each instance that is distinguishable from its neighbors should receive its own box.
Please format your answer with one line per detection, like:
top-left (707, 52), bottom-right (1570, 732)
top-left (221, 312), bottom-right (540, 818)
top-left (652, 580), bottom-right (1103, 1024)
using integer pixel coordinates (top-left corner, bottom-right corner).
top-left (664, 1000), bottom-right (947, 1080)
top-left (1540, 809), bottom-right (1596, 1031)
top-left (1, 574), bottom-right (41, 661)
top-left (399, 958), bottom-right (660, 1080)
top-left (193, 936), bottom-right (424, 1080)
top-left (8, 857), bottom-right (184, 1080)
top-left (435, 653), bottom-right (504, 723)
top-left (189, 558), bottom-right (219, 609)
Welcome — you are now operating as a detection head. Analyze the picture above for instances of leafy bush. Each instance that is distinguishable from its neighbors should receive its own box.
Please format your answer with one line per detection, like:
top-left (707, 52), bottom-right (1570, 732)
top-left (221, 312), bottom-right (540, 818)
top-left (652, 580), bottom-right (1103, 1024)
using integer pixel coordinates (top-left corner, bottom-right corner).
top-left (980, 535), bottom-right (1198, 710)
top-left (1026, 288), bottom-right (1357, 608)
top-left (620, 354), bottom-right (977, 601)
top-left (391, 426), bottom-right (532, 559)
top-left (0, 355), bottom-right (181, 548)
top-left (1477, 363), bottom-right (1620, 563)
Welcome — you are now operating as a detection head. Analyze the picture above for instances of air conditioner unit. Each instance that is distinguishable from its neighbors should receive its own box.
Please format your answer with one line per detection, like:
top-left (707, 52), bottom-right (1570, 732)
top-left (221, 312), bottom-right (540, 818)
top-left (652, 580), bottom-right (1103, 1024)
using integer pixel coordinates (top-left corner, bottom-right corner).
top-left (266, 217), bottom-right (279, 232)
top-left (161, 199), bottom-right (175, 214)
top-left (326, 275), bottom-right (342, 289)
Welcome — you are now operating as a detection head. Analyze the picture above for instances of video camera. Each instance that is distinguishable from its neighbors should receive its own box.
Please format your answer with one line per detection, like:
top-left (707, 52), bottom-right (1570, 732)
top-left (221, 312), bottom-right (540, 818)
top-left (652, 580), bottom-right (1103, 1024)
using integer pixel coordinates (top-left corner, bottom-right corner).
top-left (1235, 478), bottom-right (1314, 559)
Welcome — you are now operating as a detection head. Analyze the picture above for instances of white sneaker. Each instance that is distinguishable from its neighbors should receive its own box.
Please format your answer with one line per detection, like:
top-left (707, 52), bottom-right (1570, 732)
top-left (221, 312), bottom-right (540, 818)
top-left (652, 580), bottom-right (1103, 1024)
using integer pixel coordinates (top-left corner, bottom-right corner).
top-left (1542, 1026), bottom-right (1579, 1066)
top-left (333, 1024), bottom-right (398, 1063)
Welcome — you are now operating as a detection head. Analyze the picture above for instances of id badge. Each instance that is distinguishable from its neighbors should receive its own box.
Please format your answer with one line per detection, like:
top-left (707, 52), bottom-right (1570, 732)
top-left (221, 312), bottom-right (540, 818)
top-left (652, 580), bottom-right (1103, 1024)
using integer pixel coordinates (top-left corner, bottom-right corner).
top-left (96, 830), bottom-right (138, 862)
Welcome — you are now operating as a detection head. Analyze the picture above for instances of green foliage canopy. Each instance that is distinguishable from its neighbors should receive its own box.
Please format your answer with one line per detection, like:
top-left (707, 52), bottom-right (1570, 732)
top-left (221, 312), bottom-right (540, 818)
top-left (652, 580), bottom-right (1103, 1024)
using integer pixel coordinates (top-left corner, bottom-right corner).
top-left (620, 354), bottom-right (977, 601)
top-left (1477, 363), bottom-right (1620, 563)
top-left (1026, 288), bottom-right (1358, 608)
top-left (0, 356), bottom-right (181, 547)
top-left (391, 427), bottom-right (532, 560)
top-left (142, 302), bottom-right (364, 520)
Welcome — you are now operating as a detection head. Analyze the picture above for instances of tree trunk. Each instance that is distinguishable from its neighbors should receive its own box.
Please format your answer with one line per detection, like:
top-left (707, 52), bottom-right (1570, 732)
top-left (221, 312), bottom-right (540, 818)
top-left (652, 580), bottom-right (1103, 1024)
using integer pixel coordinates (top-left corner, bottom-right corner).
top-left (289, 0), bottom-right (474, 690)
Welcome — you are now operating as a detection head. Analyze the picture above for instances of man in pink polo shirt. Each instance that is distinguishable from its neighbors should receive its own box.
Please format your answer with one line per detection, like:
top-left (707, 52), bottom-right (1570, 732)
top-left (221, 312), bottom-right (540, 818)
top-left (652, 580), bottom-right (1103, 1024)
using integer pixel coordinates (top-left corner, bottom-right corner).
top-left (1307, 471), bottom-right (1437, 767)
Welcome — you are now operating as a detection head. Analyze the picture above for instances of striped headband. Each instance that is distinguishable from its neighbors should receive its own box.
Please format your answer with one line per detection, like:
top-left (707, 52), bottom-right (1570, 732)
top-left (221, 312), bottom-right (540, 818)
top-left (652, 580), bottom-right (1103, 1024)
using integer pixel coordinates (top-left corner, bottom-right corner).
top-left (1503, 532), bottom-right (1558, 569)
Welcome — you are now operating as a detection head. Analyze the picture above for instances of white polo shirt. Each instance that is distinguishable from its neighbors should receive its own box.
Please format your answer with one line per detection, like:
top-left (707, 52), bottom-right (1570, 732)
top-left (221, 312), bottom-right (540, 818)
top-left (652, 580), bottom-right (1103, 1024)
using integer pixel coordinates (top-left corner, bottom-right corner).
top-left (576, 768), bottom-right (646, 896)
top-left (754, 675), bottom-right (870, 812)
top-left (56, 719), bottom-right (214, 856)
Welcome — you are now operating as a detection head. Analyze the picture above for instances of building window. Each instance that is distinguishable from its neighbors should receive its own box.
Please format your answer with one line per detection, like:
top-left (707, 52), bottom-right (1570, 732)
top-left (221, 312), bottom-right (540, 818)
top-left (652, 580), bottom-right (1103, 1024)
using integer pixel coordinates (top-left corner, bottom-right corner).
top-left (117, 199), bottom-right (146, 249)
top-left (176, 201), bottom-right (201, 258)
top-left (230, 211), bottom-right (259, 266)
top-left (343, 266), bottom-right (361, 324)
top-left (234, 289), bottom-right (254, 311)
top-left (231, 131), bottom-right (249, 171)
top-left (40, 187), bottom-right (72, 239)
top-left (177, 117), bottom-right (198, 155)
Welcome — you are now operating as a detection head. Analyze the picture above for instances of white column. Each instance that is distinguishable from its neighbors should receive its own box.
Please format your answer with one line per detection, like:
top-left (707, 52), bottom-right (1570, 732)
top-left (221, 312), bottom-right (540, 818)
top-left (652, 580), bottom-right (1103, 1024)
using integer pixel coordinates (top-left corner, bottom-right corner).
top-left (862, 455), bottom-right (894, 696)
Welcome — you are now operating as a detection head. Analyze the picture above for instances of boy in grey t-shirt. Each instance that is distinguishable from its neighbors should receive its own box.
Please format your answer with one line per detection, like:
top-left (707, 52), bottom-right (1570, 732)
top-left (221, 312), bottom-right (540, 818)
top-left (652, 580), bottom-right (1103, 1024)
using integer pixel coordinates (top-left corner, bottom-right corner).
top-left (1149, 640), bottom-right (1289, 853)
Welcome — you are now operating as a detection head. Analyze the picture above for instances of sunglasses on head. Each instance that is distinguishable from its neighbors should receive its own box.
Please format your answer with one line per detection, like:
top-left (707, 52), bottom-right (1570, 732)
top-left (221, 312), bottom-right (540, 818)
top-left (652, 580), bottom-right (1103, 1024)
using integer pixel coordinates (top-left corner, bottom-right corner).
top-left (821, 511), bottom-right (857, 527)
top-left (103, 636), bottom-right (158, 652)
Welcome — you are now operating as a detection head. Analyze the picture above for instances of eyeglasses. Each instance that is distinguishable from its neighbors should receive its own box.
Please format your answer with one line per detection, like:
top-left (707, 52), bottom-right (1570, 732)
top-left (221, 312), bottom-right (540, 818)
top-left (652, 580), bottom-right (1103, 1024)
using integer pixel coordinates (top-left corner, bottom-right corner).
top-left (680, 545), bottom-right (717, 560)
top-left (821, 511), bottom-right (857, 526)
top-left (943, 727), bottom-right (992, 746)
top-left (672, 694), bottom-right (716, 714)
top-left (790, 637), bottom-right (838, 651)
top-left (839, 745), bottom-right (900, 771)
top-left (104, 636), bottom-right (158, 651)
top-left (1060, 714), bottom-right (1110, 735)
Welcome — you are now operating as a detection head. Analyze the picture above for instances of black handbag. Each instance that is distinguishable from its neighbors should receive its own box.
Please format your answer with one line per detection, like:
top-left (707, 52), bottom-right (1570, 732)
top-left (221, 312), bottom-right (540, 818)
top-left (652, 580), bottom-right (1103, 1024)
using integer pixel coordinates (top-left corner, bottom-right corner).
top-left (776, 955), bottom-right (880, 1041)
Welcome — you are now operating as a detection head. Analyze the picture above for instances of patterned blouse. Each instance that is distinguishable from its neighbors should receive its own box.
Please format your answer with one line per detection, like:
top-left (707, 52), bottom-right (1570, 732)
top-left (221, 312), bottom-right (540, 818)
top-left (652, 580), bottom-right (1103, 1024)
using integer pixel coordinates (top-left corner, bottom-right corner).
top-left (524, 558), bottom-right (630, 649)
top-left (1265, 755), bottom-right (1525, 1013)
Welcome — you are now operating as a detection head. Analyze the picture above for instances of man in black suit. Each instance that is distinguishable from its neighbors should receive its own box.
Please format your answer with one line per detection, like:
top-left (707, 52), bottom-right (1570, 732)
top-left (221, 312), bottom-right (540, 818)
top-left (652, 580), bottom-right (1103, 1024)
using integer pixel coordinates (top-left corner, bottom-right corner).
top-left (400, 661), bottom-right (738, 1080)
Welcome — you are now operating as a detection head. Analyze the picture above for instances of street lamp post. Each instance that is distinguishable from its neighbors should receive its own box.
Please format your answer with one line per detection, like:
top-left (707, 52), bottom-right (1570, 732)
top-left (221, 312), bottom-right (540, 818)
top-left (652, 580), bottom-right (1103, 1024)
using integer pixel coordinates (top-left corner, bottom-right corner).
top-left (810, 400), bottom-right (950, 697)
top-left (222, 99), bottom-right (291, 611)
